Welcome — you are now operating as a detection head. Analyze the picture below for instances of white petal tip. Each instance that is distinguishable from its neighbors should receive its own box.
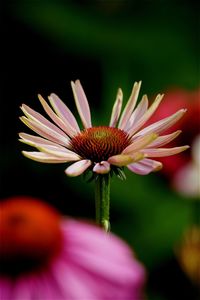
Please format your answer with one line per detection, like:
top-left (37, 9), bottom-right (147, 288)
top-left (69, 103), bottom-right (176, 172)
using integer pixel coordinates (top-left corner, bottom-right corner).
top-left (38, 94), bottom-right (44, 101)
top-left (153, 164), bottom-right (163, 172)
top-left (118, 88), bottom-right (123, 96)
top-left (183, 145), bottom-right (190, 150)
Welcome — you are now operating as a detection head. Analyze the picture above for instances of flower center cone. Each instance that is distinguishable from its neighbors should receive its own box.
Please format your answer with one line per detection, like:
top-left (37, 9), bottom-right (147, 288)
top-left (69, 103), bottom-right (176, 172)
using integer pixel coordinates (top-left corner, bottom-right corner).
top-left (0, 197), bottom-right (62, 276)
top-left (70, 126), bottom-right (131, 162)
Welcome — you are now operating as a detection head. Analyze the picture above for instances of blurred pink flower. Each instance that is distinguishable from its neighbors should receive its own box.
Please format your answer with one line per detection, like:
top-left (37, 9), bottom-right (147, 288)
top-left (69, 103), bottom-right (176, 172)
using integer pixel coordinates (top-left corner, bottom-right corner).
top-left (19, 80), bottom-right (188, 177)
top-left (173, 134), bottom-right (200, 197)
top-left (0, 196), bottom-right (146, 300)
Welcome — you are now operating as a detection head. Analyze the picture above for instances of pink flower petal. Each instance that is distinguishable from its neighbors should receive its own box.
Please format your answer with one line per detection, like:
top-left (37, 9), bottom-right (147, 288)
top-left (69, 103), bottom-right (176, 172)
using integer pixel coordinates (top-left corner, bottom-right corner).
top-left (0, 278), bottom-right (12, 300)
top-left (51, 259), bottom-right (97, 299)
top-left (118, 81), bottom-right (142, 130)
top-left (123, 133), bottom-right (158, 154)
top-left (93, 161), bottom-right (110, 174)
top-left (173, 162), bottom-right (200, 196)
top-left (61, 220), bottom-right (132, 260)
top-left (22, 151), bottom-right (74, 163)
top-left (71, 80), bottom-right (92, 128)
top-left (60, 263), bottom-right (112, 299)
top-left (21, 104), bottom-right (69, 139)
top-left (128, 158), bottom-right (163, 175)
top-left (29, 273), bottom-right (64, 300)
top-left (48, 93), bottom-right (80, 135)
top-left (35, 145), bottom-right (81, 160)
top-left (67, 247), bottom-right (143, 290)
top-left (65, 159), bottom-right (91, 176)
top-left (38, 94), bottom-right (79, 137)
top-left (62, 220), bottom-right (146, 290)
top-left (146, 130), bottom-right (182, 148)
top-left (20, 117), bottom-right (69, 146)
top-left (128, 93), bottom-right (164, 136)
top-left (109, 88), bottom-right (123, 127)
top-left (20, 136), bottom-right (80, 160)
top-left (12, 278), bottom-right (32, 300)
top-left (142, 145), bottom-right (189, 157)
top-left (134, 108), bottom-right (187, 137)
top-left (124, 94), bottom-right (149, 132)
top-left (19, 132), bottom-right (68, 149)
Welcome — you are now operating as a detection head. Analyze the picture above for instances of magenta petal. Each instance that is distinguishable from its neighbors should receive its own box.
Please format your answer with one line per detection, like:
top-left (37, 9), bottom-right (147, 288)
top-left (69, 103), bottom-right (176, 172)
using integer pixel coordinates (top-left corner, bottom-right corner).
top-left (62, 220), bottom-right (145, 280)
top-left (0, 278), bottom-right (12, 300)
top-left (60, 220), bottom-right (146, 299)
top-left (61, 220), bottom-right (133, 261)
top-left (30, 273), bottom-right (64, 300)
top-left (12, 278), bottom-right (33, 300)
top-left (51, 259), bottom-right (97, 299)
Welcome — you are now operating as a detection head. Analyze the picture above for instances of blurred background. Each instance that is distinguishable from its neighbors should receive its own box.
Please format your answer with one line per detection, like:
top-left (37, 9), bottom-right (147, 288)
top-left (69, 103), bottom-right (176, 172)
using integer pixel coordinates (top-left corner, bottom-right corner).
top-left (1, 0), bottom-right (200, 299)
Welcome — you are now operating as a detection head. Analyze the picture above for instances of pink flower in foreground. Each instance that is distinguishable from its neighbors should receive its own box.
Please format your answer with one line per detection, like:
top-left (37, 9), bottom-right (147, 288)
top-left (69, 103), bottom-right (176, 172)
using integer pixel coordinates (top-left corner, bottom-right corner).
top-left (19, 80), bottom-right (188, 177)
top-left (0, 196), bottom-right (146, 300)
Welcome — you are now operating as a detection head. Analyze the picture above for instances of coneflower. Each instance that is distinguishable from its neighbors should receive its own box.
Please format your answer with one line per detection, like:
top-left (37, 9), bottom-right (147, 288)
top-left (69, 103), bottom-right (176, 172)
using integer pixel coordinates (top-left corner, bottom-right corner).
top-left (0, 197), bottom-right (146, 300)
top-left (19, 80), bottom-right (189, 230)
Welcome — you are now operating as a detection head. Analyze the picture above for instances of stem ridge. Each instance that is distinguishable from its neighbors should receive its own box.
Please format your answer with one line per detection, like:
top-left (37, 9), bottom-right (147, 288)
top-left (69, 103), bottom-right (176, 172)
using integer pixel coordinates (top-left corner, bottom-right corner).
top-left (95, 174), bottom-right (110, 232)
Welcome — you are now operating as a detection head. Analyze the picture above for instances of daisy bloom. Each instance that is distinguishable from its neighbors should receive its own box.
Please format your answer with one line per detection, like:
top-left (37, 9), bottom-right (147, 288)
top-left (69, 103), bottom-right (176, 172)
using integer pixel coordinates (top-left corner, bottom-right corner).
top-left (0, 196), bottom-right (146, 300)
top-left (19, 80), bottom-right (189, 230)
top-left (19, 80), bottom-right (189, 177)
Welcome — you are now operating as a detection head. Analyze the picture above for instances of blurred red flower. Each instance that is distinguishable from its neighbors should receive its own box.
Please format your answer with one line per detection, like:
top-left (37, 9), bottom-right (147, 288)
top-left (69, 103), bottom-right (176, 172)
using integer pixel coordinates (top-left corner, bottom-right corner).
top-left (147, 88), bottom-right (200, 179)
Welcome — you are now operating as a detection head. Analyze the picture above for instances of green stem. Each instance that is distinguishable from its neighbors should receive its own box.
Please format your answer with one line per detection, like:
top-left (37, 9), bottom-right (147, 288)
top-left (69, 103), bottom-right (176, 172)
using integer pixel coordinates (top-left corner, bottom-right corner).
top-left (95, 174), bottom-right (110, 232)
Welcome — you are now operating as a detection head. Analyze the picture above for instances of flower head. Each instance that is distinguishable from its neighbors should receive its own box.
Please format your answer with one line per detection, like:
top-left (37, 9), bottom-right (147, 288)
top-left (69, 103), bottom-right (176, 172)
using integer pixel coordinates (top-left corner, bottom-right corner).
top-left (0, 196), bottom-right (146, 300)
top-left (19, 80), bottom-right (189, 177)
